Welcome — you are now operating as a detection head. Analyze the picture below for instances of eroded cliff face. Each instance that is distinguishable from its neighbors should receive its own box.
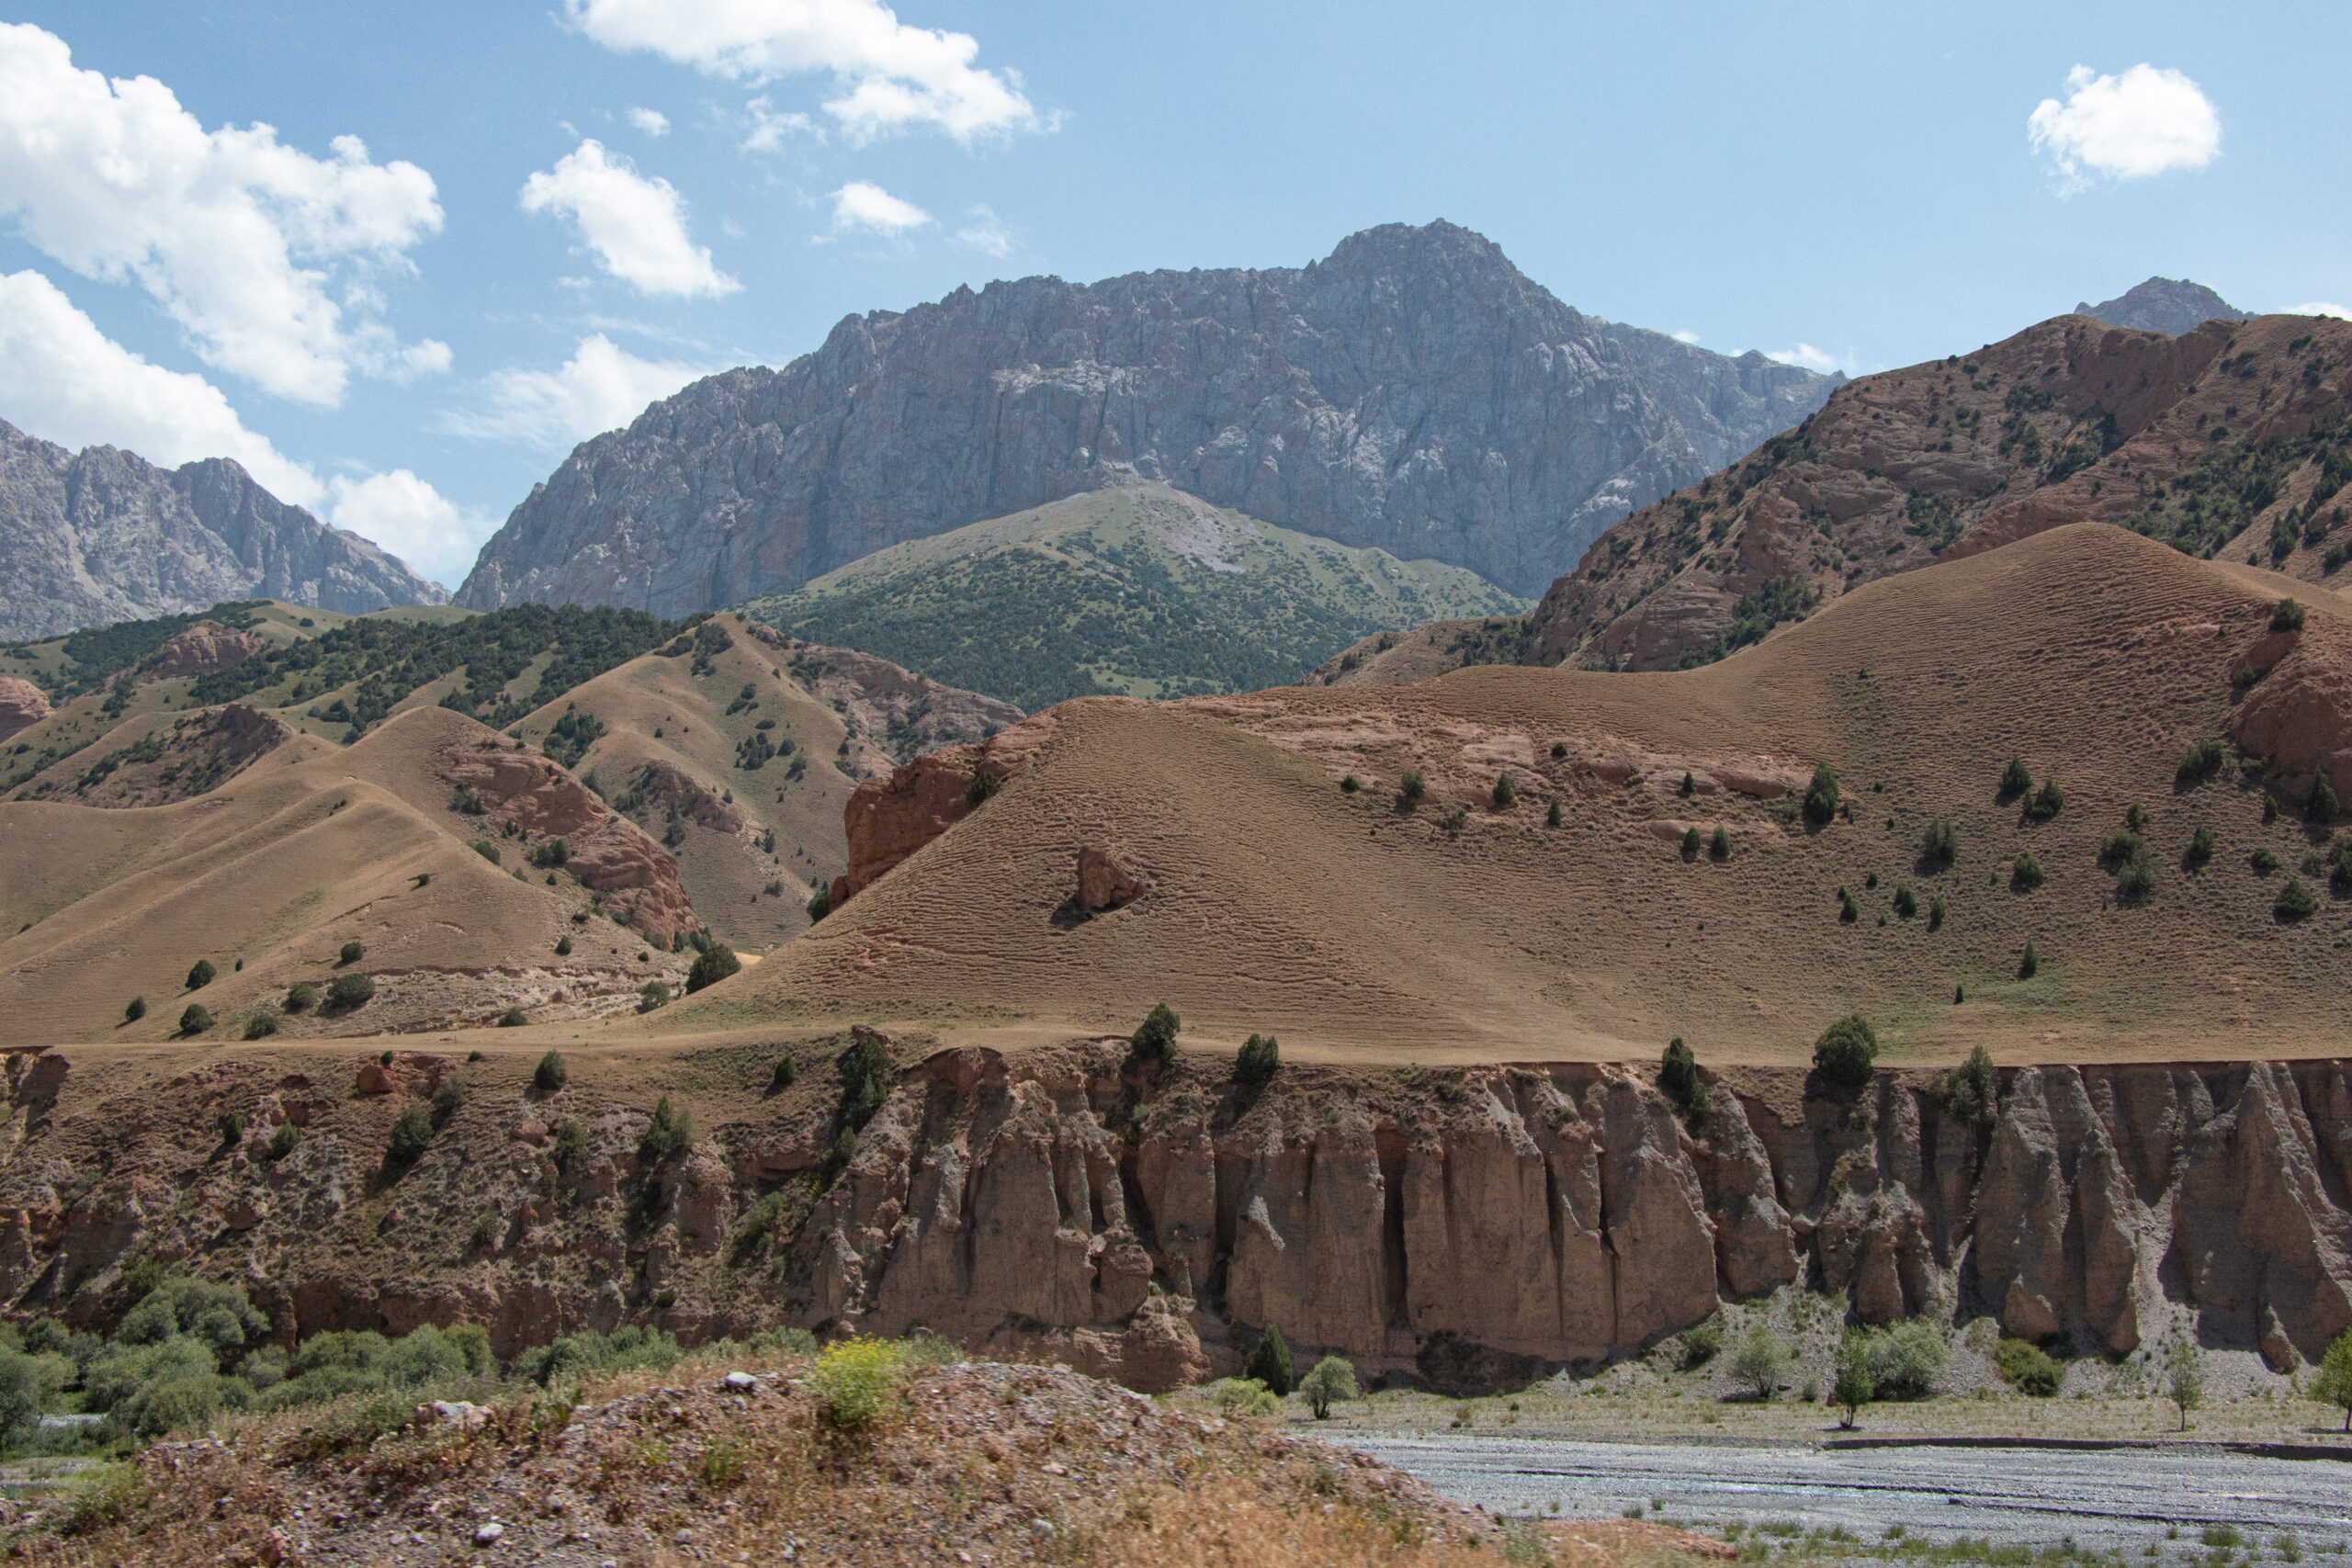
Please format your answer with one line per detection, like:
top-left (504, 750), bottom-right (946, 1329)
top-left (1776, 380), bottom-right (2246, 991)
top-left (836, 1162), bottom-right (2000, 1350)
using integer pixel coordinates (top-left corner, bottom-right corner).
top-left (1, 1044), bottom-right (2346, 1393)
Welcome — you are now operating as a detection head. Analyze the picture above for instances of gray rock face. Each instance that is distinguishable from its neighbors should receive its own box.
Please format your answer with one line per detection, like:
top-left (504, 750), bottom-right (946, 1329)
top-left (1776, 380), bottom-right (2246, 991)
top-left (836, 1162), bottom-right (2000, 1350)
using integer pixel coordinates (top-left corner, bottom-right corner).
top-left (0, 420), bottom-right (447, 642)
top-left (2077, 277), bottom-right (2250, 336)
top-left (458, 220), bottom-right (1835, 609)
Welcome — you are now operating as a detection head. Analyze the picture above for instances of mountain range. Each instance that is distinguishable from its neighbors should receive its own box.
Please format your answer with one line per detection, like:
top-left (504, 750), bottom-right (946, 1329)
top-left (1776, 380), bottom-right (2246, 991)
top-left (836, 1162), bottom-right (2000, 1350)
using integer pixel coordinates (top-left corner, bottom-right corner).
top-left (455, 220), bottom-right (1837, 613)
top-left (0, 420), bottom-right (447, 643)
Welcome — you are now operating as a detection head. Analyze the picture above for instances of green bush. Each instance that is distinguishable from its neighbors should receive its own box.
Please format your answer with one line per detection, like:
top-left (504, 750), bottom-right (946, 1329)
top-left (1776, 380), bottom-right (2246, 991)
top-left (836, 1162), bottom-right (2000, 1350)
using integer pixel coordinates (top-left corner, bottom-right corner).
top-left (2276, 876), bottom-right (2319, 921)
top-left (1834, 1333), bottom-right (1874, 1428)
top-left (1928, 895), bottom-right (1947, 931)
top-left (1866, 1319), bottom-right (1950, 1399)
top-left (2176, 739), bottom-right (2226, 788)
top-left (1340, 774), bottom-right (1360, 794)
top-left (185, 959), bottom-right (215, 990)
top-left (2272, 597), bottom-right (2307, 633)
top-left (1813, 1014), bottom-right (1878, 1088)
top-left (2185, 826), bottom-right (2215, 870)
top-left (1236, 1032), bottom-right (1281, 1089)
top-left (1678, 1318), bottom-right (1723, 1368)
top-left (1709, 825), bottom-right (1730, 861)
top-left (1941, 1043), bottom-right (1999, 1124)
top-left (1546, 799), bottom-right (1563, 828)
top-left (2018, 941), bottom-right (2041, 979)
top-left (1804, 763), bottom-right (1840, 826)
top-left (965, 769), bottom-right (1001, 807)
top-left (498, 1007), bottom-right (526, 1027)
top-left (534, 1050), bottom-right (568, 1092)
top-left (469, 839), bottom-right (500, 865)
top-left (385, 1107), bottom-right (433, 1166)
top-left (1245, 1325), bottom-right (1295, 1396)
top-left (2253, 847), bottom-right (2280, 874)
top-left (284, 982), bottom-right (318, 1011)
top-left (1997, 1337), bottom-right (2063, 1396)
top-left (267, 1122), bottom-right (299, 1161)
top-left (1838, 886), bottom-right (1859, 924)
top-left (684, 942), bottom-right (741, 993)
top-left (554, 935), bottom-right (572, 956)
top-left (530, 839), bottom-right (571, 868)
top-left (1130, 1002), bottom-right (1181, 1066)
top-left (1731, 1324), bottom-right (1786, 1400)
top-left (123, 997), bottom-right (146, 1023)
top-left (1299, 1356), bottom-right (1360, 1419)
top-left (638, 1094), bottom-right (694, 1161)
top-left (177, 1004), bottom-right (214, 1036)
top-left (1490, 773), bottom-right (1517, 809)
top-left (806, 885), bottom-right (831, 922)
top-left (1207, 1377), bottom-right (1281, 1417)
top-left (1997, 757), bottom-right (2032, 801)
top-left (2313, 773), bottom-right (2341, 824)
top-left (551, 1119), bottom-right (587, 1173)
top-left (242, 1012), bottom-right (277, 1041)
top-left (2313, 1329), bottom-right (2352, 1432)
top-left (2026, 778), bottom-right (2064, 821)
top-left (1894, 885), bottom-right (1917, 919)
top-left (1681, 825), bottom-right (1702, 860)
top-left (337, 941), bottom-right (364, 965)
top-left (836, 1033), bottom-right (892, 1129)
top-left (638, 980), bottom-right (670, 1013)
top-left (812, 1337), bottom-right (909, 1431)
top-left (326, 972), bottom-right (374, 1008)
top-left (1918, 817), bottom-right (1957, 872)
top-left (511, 1325), bottom-right (680, 1388)
top-left (772, 1053), bottom-right (797, 1089)
top-left (1399, 769), bottom-right (1427, 801)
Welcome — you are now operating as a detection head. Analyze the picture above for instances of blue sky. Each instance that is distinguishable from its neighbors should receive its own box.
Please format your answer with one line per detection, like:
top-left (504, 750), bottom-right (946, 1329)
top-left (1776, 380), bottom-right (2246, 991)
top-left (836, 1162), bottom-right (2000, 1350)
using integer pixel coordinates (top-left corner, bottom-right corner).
top-left (1, 0), bottom-right (2346, 587)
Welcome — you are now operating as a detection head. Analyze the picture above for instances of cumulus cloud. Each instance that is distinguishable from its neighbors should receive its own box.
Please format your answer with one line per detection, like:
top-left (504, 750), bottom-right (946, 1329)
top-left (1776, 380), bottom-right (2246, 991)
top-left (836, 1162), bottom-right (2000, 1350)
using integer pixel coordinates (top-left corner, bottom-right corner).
top-left (443, 333), bottom-right (708, 451)
top-left (2029, 64), bottom-right (2221, 193)
top-left (627, 106), bottom-right (671, 136)
top-left (322, 469), bottom-right (483, 585)
top-left (520, 140), bottom-right (740, 299)
top-left (566, 0), bottom-right (1043, 143)
top-left (0, 268), bottom-right (325, 503)
top-left (955, 205), bottom-right (1012, 258)
top-left (831, 180), bottom-right (932, 237)
top-left (741, 95), bottom-right (817, 152)
top-left (0, 23), bottom-right (447, 407)
top-left (1766, 343), bottom-right (1857, 376)
top-left (2284, 302), bottom-right (2352, 320)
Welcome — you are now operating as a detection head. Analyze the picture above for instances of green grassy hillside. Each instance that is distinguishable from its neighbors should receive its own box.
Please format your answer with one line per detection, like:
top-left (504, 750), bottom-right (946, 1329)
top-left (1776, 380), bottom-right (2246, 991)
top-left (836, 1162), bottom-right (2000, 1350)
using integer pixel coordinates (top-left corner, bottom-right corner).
top-left (739, 481), bottom-right (1526, 711)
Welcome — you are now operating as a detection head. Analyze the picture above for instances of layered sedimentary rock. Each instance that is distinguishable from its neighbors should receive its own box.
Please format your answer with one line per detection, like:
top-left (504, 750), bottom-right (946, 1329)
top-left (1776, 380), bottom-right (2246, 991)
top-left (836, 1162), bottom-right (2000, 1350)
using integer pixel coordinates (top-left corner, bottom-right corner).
top-left (457, 221), bottom-right (1834, 611)
top-left (2, 1044), bottom-right (2347, 1394)
top-left (0, 420), bottom-right (447, 641)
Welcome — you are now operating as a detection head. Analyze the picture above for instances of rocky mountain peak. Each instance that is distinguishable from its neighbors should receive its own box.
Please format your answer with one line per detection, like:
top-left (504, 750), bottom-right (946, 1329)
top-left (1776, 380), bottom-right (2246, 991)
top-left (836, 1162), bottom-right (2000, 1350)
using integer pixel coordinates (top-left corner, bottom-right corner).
top-left (2077, 276), bottom-right (2251, 336)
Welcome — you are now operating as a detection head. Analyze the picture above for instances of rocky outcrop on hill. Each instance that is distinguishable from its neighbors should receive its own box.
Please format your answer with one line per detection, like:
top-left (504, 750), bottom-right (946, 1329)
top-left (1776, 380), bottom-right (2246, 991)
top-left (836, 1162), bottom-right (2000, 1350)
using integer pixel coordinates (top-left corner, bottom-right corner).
top-left (0, 677), bottom-right (47, 742)
top-left (742, 620), bottom-right (1023, 765)
top-left (1, 1043), bottom-right (2346, 1394)
top-left (1510, 310), bottom-right (2352, 671)
top-left (435, 739), bottom-right (702, 944)
top-left (140, 619), bottom-right (267, 681)
top-left (457, 220), bottom-right (1835, 610)
top-left (0, 419), bottom-right (447, 643)
top-left (830, 714), bottom-right (1057, 908)
top-left (2079, 277), bottom-right (2251, 336)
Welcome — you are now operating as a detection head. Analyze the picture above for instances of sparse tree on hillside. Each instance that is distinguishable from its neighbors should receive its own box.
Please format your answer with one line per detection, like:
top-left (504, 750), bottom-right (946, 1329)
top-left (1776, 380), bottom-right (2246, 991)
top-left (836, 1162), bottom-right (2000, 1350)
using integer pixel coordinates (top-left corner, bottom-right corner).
top-left (638, 1095), bottom-right (694, 1162)
top-left (386, 1107), bottom-right (433, 1167)
top-left (685, 942), bottom-right (740, 993)
top-left (1834, 1332), bottom-right (1874, 1428)
top-left (2313, 1330), bottom-right (2352, 1432)
top-left (1918, 818), bottom-right (1957, 872)
top-left (1658, 1037), bottom-right (1708, 1125)
top-left (1681, 826), bottom-right (1702, 860)
top-left (2027, 778), bottom-right (2064, 821)
top-left (1130, 1003), bottom-right (1181, 1066)
top-left (1732, 1324), bottom-right (1786, 1401)
top-left (177, 1004), bottom-right (214, 1036)
top-left (2165, 1338), bottom-right (2205, 1431)
top-left (1812, 1015), bottom-right (1878, 1088)
top-left (534, 1050), bottom-right (568, 1093)
top-left (1998, 757), bottom-right (2032, 801)
top-left (2018, 941), bottom-right (2041, 979)
top-left (1299, 1356), bottom-right (1360, 1419)
top-left (2313, 774), bottom-right (2342, 825)
top-left (1709, 826), bottom-right (1730, 861)
top-left (1804, 764), bottom-right (1840, 826)
top-left (1245, 1325), bottom-right (1295, 1397)
top-left (123, 997), bottom-right (146, 1024)
top-left (327, 973), bottom-right (374, 1009)
top-left (338, 941), bottom-right (364, 965)
top-left (185, 959), bottom-right (215, 990)
top-left (2276, 877), bottom-right (2319, 921)
top-left (2272, 597), bottom-right (2307, 633)
top-left (1236, 1032), bottom-right (1281, 1089)
top-left (1492, 773), bottom-right (1516, 808)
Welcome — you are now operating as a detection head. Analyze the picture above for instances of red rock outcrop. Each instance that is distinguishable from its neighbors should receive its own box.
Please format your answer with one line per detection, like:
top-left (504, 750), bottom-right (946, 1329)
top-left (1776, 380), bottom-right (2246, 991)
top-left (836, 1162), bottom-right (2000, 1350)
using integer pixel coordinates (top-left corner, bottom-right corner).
top-left (831, 715), bottom-right (1057, 908)
top-left (143, 620), bottom-right (266, 681)
top-left (0, 676), bottom-right (47, 742)
top-left (436, 742), bottom-right (702, 944)
top-left (2230, 620), bottom-right (2352, 801)
top-left (1076, 846), bottom-right (1146, 910)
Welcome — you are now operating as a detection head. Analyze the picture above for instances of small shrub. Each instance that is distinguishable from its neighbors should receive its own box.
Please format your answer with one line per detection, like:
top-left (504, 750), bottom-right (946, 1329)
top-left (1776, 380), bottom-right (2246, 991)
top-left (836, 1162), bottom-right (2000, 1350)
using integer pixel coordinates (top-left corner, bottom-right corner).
top-left (1130, 1002), bottom-right (1181, 1066)
top-left (1399, 769), bottom-right (1426, 801)
top-left (2026, 778), bottom-right (2064, 821)
top-left (1208, 1377), bottom-right (1281, 1418)
top-left (2115, 856), bottom-right (2156, 902)
top-left (638, 980), bottom-right (670, 1013)
top-left (123, 997), bottom-right (146, 1023)
top-left (497, 1007), bottom-right (526, 1027)
top-left (1918, 817), bottom-right (1957, 872)
top-left (267, 1122), bottom-right (299, 1161)
top-left (965, 769), bottom-right (1001, 807)
top-left (1928, 895), bottom-right (1946, 931)
top-left (1299, 1356), bottom-right (1360, 1419)
top-left (242, 1011), bottom-right (277, 1041)
top-left (1546, 799), bottom-right (1563, 828)
top-left (1709, 825), bottom-right (1730, 861)
top-left (772, 1053), bottom-right (797, 1089)
top-left (1837, 886), bottom-right (1859, 924)
top-left (554, 935), bottom-right (572, 956)
top-left (1245, 1325), bottom-right (1295, 1396)
top-left (1834, 1333), bottom-right (1874, 1428)
top-left (177, 1004), bottom-right (214, 1036)
top-left (1679, 1318), bottom-right (1723, 1367)
top-left (2185, 826), bottom-right (2215, 870)
top-left (2271, 597), bottom-right (2307, 633)
top-left (2312, 1328), bottom-right (2352, 1432)
top-left (1551, 741), bottom-right (1567, 760)
top-left (1997, 1337), bottom-right (2062, 1395)
top-left (431, 1075), bottom-right (467, 1123)
top-left (530, 838), bottom-right (571, 868)
top-left (469, 840), bottom-right (499, 865)
top-left (1998, 757), bottom-right (2032, 801)
top-left (1679, 771), bottom-right (1695, 797)
top-left (551, 1119), bottom-right (586, 1173)
top-left (2176, 739), bottom-right (2225, 788)
top-left (1804, 763), bottom-right (1840, 826)
top-left (534, 1050), bottom-right (568, 1093)
top-left (467, 1049), bottom-right (483, 1062)
top-left (326, 973), bottom-right (374, 1009)
top-left (2253, 847), bottom-right (2280, 874)
top-left (1812, 1014), bottom-right (1878, 1088)
top-left (2276, 876), bottom-right (2319, 921)
top-left (2313, 773), bottom-right (2342, 824)
top-left (2011, 851), bottom-right (2045, 890)
top-left (812, 1337), bottom-right (909, 1431)
top-left (684, 942), bottom-right (740, 993)
top-left (1659, 1037), bottom-right (1710, 1126)
top-left (2166, 1340), bottom-right (2204, 1430)
top-left (185, 959), bottom-right (215, 990)
top-left (1941, 1043), bottom-right (1999, 1123)
top-left (1731, 1324), bottom-right (1786, 1400)
top-left (638, 1095), bottom-right (694, 1161)
top-left (1492, 773), bottom-right (1516, 808)
top-left (1681, 825), bottom-right (1702, 860)
top-left (2018, 941), bottom-right (2040, 979)
top-left (337, 941), bottom-right (364, 965)
top-left (1894, 885), bottom-right (1917, 919)
top-left (219, 1112), bottom-right (244, 1146)
top-left (385, 1107), bottom-right (432, 1166)
top-left (1340, 774), bottom-right (1360, 794)
top-left (1866, 1319), bottom-right (1950, 1399)
top-left (284, 982), bottom-right (318, 1011)
top-left (1236, 1032), bottom-right (1281, 1089)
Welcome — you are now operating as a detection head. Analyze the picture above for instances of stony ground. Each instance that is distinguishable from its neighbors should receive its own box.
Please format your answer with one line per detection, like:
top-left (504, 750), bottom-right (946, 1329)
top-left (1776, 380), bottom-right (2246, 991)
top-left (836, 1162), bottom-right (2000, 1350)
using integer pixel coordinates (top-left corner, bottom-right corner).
top-left (0, 1351), bottom-right (1725, 1568)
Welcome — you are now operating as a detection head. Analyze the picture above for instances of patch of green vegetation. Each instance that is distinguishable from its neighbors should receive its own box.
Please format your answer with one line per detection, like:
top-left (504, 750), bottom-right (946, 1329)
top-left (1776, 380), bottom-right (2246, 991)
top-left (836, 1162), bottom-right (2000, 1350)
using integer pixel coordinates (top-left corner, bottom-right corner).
top-left (2113, 415), bottom-right (2349, 559)
top-left (1674, 577), bottom-right (1821, 669)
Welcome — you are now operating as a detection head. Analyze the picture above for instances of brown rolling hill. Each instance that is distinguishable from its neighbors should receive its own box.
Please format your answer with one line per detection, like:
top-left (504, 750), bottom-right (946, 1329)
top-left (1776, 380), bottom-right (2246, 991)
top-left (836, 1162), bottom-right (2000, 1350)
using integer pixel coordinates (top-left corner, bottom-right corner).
top-left (660, 523), bottom-right (2352, 1068)
top-left (1310, 310), bottom-right (2352, 683)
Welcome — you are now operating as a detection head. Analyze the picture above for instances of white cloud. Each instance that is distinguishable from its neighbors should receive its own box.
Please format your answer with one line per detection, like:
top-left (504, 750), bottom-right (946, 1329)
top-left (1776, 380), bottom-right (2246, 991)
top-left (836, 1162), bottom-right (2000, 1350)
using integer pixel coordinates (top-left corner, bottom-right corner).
top-left (567, 0), bottom-right (1043, 143)
top-left (322, 469), bottom-right (483, 585)
top-left (1766, 343), bottom-right (1858, 376)
top-left (2284, 302), bottom-right (2352, 320)
top-left (831, 180), bottom-right (931, 237)
top-left (627, 106), bottom-right (671, 136)
top-left (520, 141), bottom-right (740, 299)
top-left (1670, 329), bottom-right (1701, 345)
top-left (741, 95), bottom-right (817, 152)
top-left (0, 23), bottom-right (446, 407)
top-left (443, 333), bottom-right (708, 451)
top-left (0, 268), bottom-right (324, 503)
top-left (2028, 64), bottom-right (2221, 193)
top-left (956, 205), bottom-right (1012, 258)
